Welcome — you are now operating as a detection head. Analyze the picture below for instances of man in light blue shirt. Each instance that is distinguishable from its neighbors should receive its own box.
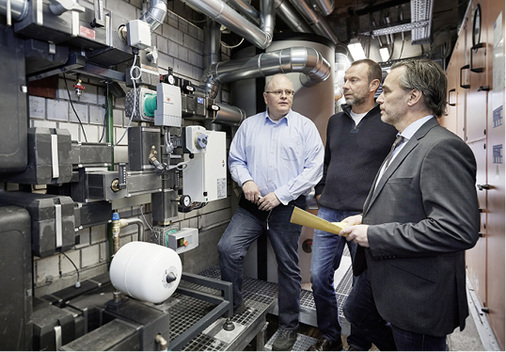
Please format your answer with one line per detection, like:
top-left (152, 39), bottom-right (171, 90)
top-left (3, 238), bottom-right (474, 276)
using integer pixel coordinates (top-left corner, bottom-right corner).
top-left (218, 73), bottom-right (324, 351)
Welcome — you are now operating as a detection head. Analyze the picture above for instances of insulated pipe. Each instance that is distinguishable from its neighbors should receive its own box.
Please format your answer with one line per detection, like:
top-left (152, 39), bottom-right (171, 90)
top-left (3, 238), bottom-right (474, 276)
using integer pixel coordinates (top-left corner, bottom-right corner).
top-left (288, 0), bottom-right (337, 43)
top-left (274, 0), bottom-right (311, 33)
top-left (140, 0), bottom-right (167, 31)
top-left (203, 46), bottom-right (331, 98)
top-left (309, 0), bottom-right (334, 16)
top-left (0, 0), bottom-right (29, 22)
top-left (180, 0), bottom-right (274, 49)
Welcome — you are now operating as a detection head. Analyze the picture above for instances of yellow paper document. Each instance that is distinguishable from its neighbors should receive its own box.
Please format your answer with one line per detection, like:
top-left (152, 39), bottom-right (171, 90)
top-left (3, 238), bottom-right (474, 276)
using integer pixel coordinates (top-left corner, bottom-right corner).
top-left (290, 206), bottom-right (347, 236)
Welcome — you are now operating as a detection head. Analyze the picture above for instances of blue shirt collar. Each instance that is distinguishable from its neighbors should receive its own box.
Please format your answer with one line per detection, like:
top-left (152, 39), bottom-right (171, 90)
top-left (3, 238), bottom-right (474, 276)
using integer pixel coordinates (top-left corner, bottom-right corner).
top-left (265, 109), bottom-right (291, 125)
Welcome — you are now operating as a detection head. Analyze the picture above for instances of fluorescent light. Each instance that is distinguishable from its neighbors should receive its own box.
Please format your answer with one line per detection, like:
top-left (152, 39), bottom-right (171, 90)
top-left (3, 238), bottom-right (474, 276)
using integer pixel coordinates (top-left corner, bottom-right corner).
top-left (347, 39), bottom-right (366, 60)
top-left (379, 47), bottom-right (390, 62)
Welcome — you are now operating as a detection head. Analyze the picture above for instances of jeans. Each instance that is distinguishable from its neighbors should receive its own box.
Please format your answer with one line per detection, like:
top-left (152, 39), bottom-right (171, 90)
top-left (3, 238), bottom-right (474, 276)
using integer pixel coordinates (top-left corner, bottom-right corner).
top-left (343, 271), bottom-right (397, 351)
top-left (217, 205), bottom-right (303, 330)
top-left (310, 207), bottom-right (359, 342)
top-left (391, 325), bottom-right (447, 351)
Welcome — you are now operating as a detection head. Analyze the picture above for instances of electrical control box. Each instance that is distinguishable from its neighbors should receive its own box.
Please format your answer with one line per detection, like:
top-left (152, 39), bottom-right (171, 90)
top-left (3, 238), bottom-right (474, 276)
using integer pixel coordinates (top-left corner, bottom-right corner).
top-left (126, 19), bottom-right (152, 50)
top-left (183, 130), bottom-right (227, 202)
top-left (154, 83), bottom-right (182, 127)
top-left (151, 227), bottom-right (199, 254)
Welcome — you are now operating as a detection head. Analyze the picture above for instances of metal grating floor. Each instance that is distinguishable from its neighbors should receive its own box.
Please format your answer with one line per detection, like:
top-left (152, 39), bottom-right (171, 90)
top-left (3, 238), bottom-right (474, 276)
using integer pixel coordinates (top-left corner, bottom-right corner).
top-left (264, 330), bottom-right (319, 351)
top-left (182, 262), bottom-right (354, 350)
top-left (166, 267), bottom-right (279, 351)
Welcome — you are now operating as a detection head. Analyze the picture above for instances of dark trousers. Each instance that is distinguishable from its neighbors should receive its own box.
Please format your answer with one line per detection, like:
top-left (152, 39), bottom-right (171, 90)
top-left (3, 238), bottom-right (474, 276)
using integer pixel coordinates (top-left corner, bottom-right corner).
top-left (217, 201), bottom-right (303, 330)
top-left (344, 270), bottom-right (448, 351)
top-left (391, 325), bottom-right (447, 351)
top-left (343, 271), bottom-right (397, 351)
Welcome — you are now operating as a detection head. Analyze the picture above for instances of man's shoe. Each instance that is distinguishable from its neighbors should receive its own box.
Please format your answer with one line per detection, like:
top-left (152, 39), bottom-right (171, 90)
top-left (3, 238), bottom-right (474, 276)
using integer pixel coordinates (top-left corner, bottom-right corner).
top-left (307, 337), bottom-right (343, 351)
top-left (272, 328), bottom-right (298, 351)
top-left (233, 302), bottom-right (247, 315)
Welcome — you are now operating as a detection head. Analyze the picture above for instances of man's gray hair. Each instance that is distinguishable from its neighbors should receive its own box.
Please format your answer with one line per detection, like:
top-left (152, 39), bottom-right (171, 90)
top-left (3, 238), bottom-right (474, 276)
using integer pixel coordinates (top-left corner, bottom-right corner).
top-left (391, 58), bottom-right (448, 117)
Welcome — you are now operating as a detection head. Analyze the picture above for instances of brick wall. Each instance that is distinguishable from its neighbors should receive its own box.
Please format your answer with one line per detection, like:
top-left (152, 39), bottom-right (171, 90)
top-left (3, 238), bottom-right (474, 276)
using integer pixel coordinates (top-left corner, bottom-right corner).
top-left (29, 0), bottom-right (233, 297)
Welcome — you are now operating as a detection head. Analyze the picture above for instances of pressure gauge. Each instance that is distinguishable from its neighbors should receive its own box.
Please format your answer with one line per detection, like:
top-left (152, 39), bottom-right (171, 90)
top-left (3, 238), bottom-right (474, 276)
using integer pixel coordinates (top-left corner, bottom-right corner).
top-left (179, 195), bottom-right (191, 207)
top-left (167, 74), bottom-right (175, 85)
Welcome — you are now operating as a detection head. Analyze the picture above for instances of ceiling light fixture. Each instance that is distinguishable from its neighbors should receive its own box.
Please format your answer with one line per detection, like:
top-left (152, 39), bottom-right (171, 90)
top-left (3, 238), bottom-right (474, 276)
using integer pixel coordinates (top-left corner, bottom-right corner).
top-left (347, 39), bottom-right (366, 60)
top-left (379, 47), bottom-right (390, 62)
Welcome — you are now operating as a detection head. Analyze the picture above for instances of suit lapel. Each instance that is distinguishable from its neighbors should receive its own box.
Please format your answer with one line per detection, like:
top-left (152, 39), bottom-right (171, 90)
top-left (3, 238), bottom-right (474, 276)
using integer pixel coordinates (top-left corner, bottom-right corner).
top-left (363, 118), bottom-right (440, 215)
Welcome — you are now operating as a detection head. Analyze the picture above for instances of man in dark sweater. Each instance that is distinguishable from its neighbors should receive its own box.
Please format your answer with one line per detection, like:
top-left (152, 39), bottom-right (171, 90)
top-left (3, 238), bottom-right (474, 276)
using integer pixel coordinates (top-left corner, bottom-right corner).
top-left (308, 59), bottom-right (398, 351)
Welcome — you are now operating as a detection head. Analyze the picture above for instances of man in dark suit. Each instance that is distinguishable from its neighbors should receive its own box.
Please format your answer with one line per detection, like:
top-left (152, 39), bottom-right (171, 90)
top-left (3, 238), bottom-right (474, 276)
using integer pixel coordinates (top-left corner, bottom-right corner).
top-left (339, 58), bottom-right (480, 351)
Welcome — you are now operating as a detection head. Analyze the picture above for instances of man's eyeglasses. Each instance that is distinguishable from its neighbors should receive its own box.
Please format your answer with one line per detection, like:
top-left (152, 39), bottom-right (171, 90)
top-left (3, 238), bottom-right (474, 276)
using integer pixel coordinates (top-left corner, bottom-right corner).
top-left (265, 89), bottom-right (295, 96)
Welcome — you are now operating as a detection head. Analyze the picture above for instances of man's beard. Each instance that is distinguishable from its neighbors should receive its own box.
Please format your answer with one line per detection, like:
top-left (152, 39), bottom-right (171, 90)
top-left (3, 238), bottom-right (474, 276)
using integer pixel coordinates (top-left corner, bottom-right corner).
top-left (345, 94), bottom-right (366, 107)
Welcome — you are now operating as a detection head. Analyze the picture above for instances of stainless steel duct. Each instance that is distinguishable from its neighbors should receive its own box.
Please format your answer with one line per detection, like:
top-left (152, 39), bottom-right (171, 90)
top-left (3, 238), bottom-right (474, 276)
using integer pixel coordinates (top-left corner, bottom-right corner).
top-left (226, 0), bottom-right (260, 25)
top-left (288, 0), bottom-right (337, 44)
top-left (214, 102), bottom-right (247, 125)
top-left (140, 0), bottom-right (167, 31)
top-left (309, 0), bottom-right (334, 16)
top-left (274, 0), bottom-right (311, 33)
top-left (204, 20), bottom-right (222, 68)
top-left (180, 0), bottom-right (274, 49)
top-left (260, 0), bottom-right (276, 39)
top-left (202, 46), bottom-right (331, 98)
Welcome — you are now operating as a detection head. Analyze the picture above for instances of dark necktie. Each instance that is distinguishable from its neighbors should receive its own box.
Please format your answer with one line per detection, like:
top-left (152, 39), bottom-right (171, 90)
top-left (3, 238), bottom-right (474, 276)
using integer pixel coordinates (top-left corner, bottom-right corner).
top-left (384, 134), bottom-right (404, 169)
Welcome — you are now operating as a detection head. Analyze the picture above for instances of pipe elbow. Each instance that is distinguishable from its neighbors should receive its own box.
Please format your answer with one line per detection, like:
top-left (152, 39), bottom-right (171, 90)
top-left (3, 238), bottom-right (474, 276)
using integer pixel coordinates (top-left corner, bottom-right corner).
top-left (202, 66), bottom-right (221, 99)
top-left (298, 48), bottom-right (331, 87)
top-left (140, 0), bottom-right (167, 31)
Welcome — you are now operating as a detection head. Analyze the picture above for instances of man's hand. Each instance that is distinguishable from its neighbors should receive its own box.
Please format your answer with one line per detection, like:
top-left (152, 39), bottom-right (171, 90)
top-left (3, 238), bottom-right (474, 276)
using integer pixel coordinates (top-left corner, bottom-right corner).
top-left (342, 225), bottom-right (370, 247)
top-left (242, 180), bottom-right (261, 204)
top-left (258, 192), bottom-right (280, 211)
top-left (315, 194), bottom-right (321, 207)
top-left (341, 214), bottom-right (363, 226)
top-left (339, 214), bottom-right (370, 248)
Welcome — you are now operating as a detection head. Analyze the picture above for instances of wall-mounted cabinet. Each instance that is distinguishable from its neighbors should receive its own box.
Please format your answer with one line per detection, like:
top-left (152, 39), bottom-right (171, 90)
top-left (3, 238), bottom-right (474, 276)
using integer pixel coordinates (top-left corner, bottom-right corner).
top-left (445, 0), bottom-right (504, 348)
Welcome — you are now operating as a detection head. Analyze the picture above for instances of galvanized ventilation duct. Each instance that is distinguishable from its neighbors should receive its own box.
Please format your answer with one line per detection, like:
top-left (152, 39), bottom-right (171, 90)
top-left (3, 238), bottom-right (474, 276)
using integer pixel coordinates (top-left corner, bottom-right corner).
top-left (203, 46), bottom-right (332, 98)
top-left (274, 0), bottom-right (311, 33)
top-left (288, 0), bottom-right (337, 43)
top-left (308, 0), bottom-right (335, 16)
top-left (140, 0), bottom-right (167, 31)
top-left (226, 0), bottom-right (260, 25)
top-left (181, 0), bottom-right (275, 49)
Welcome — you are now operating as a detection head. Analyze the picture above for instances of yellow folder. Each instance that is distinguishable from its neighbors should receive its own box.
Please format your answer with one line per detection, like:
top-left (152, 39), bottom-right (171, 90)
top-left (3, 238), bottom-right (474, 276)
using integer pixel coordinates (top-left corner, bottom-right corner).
top-left (290, 206), bottom-right (347, 236)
